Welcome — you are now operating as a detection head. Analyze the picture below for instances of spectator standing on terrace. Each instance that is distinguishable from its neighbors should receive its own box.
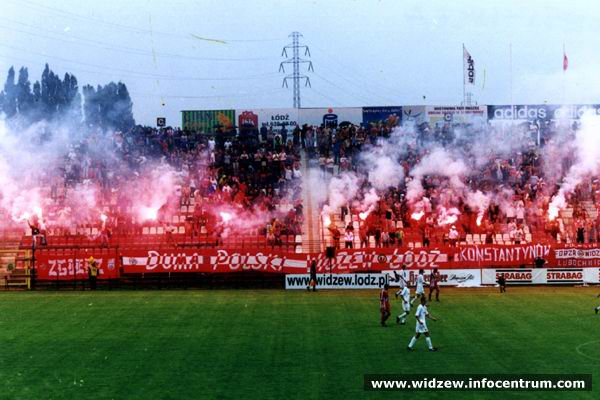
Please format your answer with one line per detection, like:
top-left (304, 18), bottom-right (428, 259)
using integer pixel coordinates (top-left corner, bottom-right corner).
top-left (396, 226), bottom-right (404, 247)
top-left (576, 219), bottom-right (585, 244)
top-left (344, 230), bottom-right (354, 249)
top-left (512, 225), bottom-right (524, 245)
top-left (448, 226), bottom-right (459, 247)
top-left (422, 226), bottom-right (431, 248)
top-left (331, 226), bottom-right (341, 249)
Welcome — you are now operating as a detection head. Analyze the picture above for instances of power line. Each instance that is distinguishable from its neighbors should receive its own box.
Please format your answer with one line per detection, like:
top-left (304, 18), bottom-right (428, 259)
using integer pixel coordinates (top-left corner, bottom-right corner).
top-left (0, 45), bottom-right (279, 81)
top-left (312, 72), bottom-right (374, 105)
top-left (129, 88), bottom-right (286, 99)
top-left (7, 0), bottom-right (281, 43)
top-left (307, 86), bottom-right (345, 107)
top-left (315, 62), bottom-right (398, 105)
top-left (311, 45), bottom-right (402, 101)
top-left (0, 22), bottom-right (274, 62)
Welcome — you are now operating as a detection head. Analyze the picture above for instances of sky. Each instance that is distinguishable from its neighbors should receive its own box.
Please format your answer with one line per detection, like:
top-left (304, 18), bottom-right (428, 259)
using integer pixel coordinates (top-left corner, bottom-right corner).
top-left (1, 0), bottom-right (600, 126)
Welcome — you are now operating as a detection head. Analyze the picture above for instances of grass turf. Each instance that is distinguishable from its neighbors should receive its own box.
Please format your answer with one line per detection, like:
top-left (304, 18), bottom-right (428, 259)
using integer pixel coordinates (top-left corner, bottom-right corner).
top-left (0, 287), bottom-right (598, 400)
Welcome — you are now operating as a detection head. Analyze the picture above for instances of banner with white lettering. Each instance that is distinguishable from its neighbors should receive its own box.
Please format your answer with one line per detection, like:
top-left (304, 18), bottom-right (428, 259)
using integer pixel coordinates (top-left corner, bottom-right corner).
top-left (36, 252), bottom-right (119, 280)
top-left (121, 249), bottom-right (307, 274)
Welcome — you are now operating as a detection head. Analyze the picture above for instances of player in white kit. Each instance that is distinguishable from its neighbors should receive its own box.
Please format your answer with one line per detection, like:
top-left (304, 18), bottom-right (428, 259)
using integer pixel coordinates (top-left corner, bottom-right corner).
top-left (407, 296), bottom-right (438, 351)
top-left (395, 284), bottom-right (411, 325)
top-left (394, 264), bottom-right (409, 298)
top-left (596, 293), bottom-right (600, 314)
top-left (410, 269), bottom-right (425, 305)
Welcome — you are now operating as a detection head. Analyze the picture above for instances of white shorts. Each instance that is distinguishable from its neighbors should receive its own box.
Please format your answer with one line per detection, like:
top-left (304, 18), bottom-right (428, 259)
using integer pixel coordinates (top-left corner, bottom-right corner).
top-left (416, 321), bottom-right (428, 334)
top-left (403, 303), bottom-right (411, 312)
top-left (416, 285), bottom-right (424, 295)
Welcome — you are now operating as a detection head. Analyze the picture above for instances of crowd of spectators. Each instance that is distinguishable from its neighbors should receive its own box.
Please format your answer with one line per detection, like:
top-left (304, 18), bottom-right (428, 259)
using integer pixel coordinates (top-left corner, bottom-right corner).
top-left (315, 117), bottom-right (600, 247)
top-left (17, 124), bottom-right (304, 247)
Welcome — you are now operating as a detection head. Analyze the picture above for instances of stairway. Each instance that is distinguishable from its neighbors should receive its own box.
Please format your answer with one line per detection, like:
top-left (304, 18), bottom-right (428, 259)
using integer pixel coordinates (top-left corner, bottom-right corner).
top-left (0, 237), bottom-right (27, 289)
top-left (300, 150), bottom-right (323, 253)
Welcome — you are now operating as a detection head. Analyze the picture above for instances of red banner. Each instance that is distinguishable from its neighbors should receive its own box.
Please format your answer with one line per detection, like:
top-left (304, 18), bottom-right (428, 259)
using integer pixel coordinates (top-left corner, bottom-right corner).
top-left (453, 244), bottom-right (552, 267)
top-left (310, 247), bottom-right (450, 273)
top-left (35, 252), bottom-right (120, 280)
top-left (32, 244), bottom-right (600, 280)
top-left (121, 249), bottom-right (307, 274)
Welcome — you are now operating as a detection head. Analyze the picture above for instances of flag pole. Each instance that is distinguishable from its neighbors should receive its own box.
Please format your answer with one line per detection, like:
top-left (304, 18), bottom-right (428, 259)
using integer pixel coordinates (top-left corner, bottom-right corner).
top-left (462, 43), bottom-right (466, 106)
top-left (509, 43), bottom-right (513, 121)
top-left (562, 43), bottom-right (566, 105)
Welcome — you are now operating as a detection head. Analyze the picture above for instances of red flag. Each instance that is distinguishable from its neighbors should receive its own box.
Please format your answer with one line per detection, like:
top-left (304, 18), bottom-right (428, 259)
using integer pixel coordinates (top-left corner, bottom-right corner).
top-left (563, 52), bottom-right (569, 71)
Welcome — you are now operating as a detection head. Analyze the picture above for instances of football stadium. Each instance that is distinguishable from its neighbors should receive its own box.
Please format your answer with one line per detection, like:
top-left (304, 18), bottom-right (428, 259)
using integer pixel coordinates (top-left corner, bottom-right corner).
top-left (0, 1), bottom-right (599, 399)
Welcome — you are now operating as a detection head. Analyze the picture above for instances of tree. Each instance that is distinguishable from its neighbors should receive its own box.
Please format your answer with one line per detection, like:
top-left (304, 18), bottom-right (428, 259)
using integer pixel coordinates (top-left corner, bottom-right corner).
top-left (2, 66), bottom-right (17, 118)
top-left (16, 67), bottom-right (34, 116)
top-left (115, 82), bottom-right (135, 130)
top-left (83, 81), bottom-right (135, 130)
top-left (82, 84), bottom-right (100, 127)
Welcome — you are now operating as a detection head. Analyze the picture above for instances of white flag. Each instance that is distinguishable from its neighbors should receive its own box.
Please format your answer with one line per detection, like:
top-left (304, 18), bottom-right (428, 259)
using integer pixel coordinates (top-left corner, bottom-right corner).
top-left (463, 46), bottom-right (475, 85)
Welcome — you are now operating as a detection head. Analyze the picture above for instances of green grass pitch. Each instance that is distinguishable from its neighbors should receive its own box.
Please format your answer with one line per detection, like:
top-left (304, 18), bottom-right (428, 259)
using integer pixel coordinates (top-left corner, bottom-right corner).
top-left (0, 287), bottom-right (598, 400)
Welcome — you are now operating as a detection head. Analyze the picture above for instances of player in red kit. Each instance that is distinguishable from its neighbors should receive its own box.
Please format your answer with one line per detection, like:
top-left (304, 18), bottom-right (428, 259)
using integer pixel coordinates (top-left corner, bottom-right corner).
top-left (428, 268), bottom-right (441, 302)
top-left (380, 284), bottom-right (391, 326)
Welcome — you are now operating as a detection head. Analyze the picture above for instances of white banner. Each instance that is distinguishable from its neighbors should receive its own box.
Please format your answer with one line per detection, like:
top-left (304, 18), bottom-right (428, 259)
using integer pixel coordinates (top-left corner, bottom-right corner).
top-left (546, 268), bottom-right (585, 284)
top-left (235, 108), bottom-right (300, 133)
top-left (285, 273), bottom-right (389, 289)
top-left (464, 46), bottom-right (475, 86)
top-left (299, 107), bottom-right (363, 127)
top-left (583, 268), bottom-right (600, 284)
top-left (383, 269), bottom-right (481, 288)
top-left (425, 105), bottom-right (487, 125)
top-left (482, 268), bottom-right (599, 285)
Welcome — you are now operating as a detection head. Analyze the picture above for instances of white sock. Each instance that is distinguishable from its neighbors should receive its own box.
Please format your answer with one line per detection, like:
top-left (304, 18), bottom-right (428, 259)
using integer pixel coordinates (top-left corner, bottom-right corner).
top-left (410, 297), bottom-right (416, 305)
top-left (426, 337), bottom-right (433, 350)
top-left (395, 290), bottom-right (401, 295)
top-left (408, 336), bottom-right (417, 348)
top-left (596, 306), bottom-right (600, 311)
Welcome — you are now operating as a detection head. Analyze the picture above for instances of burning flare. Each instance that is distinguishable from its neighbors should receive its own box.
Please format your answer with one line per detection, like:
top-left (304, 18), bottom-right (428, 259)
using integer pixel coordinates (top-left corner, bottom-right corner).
top-left (219, 211), bottom-right (233, 223)
top-left (411, 211), bottom-right (425, 221)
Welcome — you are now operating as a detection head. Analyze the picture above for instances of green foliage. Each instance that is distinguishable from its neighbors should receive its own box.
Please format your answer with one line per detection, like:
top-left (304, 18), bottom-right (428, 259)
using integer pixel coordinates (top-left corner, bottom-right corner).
top-left (0, 64), bottom-right (134, 129)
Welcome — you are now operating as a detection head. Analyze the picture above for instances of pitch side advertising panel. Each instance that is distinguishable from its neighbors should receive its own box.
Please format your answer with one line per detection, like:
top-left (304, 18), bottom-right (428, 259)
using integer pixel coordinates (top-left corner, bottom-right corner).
top-left (382, 269), bottom-right (481, 288)
top-left (482, 268), bottom-right (540, 285)
top-left (285, 273), bottom-right (389, 289)
top-left (425, 105), bottom-right (487, 125)
top-left (488, 104), bottom-right (600, 122)
top-left (181, 110), bottom-right (235, 132)
top-left (234, 108), bottom-right (300, 133)
top-left (483, 267), bottom-right (598, 285)
top-left (546, 268), bottom-right (585, 284)
top-left (362, 107), bottom-right (402, 126)
top-left (401, 105), bottom-right (428, 125)
top-left (299, 107), bottom-right (363, 127)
